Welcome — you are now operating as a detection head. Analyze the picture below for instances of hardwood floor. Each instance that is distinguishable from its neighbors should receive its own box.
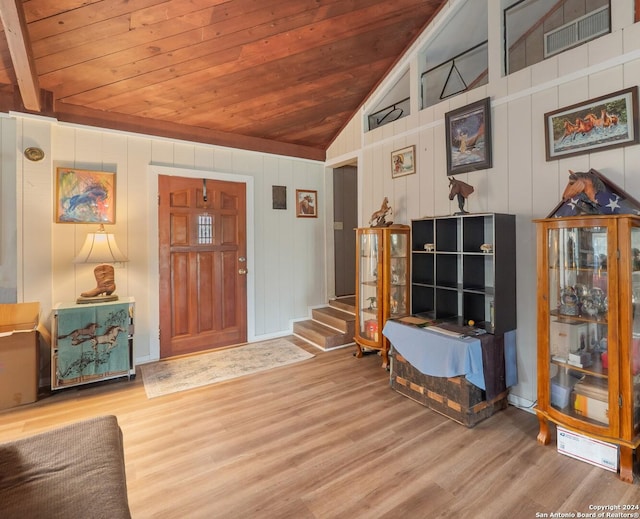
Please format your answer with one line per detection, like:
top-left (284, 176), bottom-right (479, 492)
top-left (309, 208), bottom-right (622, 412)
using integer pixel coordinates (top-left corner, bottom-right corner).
top-left (1, 337), bottom-right (638, 518)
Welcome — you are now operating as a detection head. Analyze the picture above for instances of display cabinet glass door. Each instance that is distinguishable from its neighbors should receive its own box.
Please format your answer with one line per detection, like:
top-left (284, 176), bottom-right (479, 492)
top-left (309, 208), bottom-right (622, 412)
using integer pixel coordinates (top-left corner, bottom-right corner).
top-left (358, 231), bottom-right (382, 342)
top-left (389, 231), bottom-right (409, 318)
top-left (630, 225), bottom-right (640, 437)
top-left (547, 225), bottom-right (611, 428)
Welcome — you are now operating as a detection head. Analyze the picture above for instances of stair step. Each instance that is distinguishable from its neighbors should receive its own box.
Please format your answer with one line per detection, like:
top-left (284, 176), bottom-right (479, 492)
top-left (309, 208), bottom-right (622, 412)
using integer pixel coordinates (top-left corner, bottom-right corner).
top-left (311, 306), bottom-right (355, 333)
top-left (293, 320), bottom-right (354, 350)
top-left (329, 296), bottom-right (356, 314)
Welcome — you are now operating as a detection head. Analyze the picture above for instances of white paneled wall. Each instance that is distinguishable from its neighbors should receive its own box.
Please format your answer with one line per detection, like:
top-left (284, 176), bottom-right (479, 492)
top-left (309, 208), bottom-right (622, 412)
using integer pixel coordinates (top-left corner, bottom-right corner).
top-left (7, 119), bottom-right (326, 364)
top-left (0, 116), bottom-right (17, 302)
top-left (326, 1), bottom-right (640, 406)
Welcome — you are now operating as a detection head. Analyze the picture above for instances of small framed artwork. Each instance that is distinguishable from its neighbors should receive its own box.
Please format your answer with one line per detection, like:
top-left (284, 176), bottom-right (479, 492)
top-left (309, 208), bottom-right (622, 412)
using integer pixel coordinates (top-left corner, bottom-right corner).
top-left (391, 145), bottom-right (416, 178)
top-left (296, 189), bottom-right (317, 218)
top-left (272, 185), bottom-right (287, 210)
top-left (445, 97), bottom-right (492, 176)
top-left (544, 86), bottom-right (639, 161)
top-left (55, 167), bottom-right (116, 223)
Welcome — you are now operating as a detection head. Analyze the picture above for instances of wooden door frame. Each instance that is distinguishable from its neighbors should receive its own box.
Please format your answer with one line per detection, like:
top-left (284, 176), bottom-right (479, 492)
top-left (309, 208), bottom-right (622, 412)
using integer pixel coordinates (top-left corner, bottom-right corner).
top-left (147, 165), bottom-right (255, 361)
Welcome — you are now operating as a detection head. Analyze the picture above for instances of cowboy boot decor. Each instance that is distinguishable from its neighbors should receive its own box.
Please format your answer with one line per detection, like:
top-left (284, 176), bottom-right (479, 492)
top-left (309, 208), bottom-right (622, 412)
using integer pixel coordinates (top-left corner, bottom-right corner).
top-left (77, 264), bottom-right (119, 303)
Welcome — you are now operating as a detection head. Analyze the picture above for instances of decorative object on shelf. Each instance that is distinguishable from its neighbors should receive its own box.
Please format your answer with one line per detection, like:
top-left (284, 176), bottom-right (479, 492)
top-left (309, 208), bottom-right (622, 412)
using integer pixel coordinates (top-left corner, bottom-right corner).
top-left (559, 287), bottom-right (579, 316)
top-left (23, 147), bottom-right (45, 162)
top-left (391, 145), bottom-right (416, 178)
top-left (561, 170), bottom-right (606, 215)
top-left (544, 86), bottom-right (639, 161)
top-left (56, 167), bottom-right (116, 224)
top-left (369, 197), bottom-right (393, 227)
top-left (480, 243), bottom-right (493, 253)
top-left (295, 189), bottom-right (317, 218)
top-left (423, 243), bottom-right (434, 251)
top-left (448, 177), bottom-right (474, 214)
top-left (272, 185), bottom-right (286, 210)
top-left (367, 296), bottom-right (377, 310)
top-left (445, 97), bottom-right (492, 175)
top-left (547, 168), bottom-right (640, 218)
top-left (74, 224), bottom-right (128, 304)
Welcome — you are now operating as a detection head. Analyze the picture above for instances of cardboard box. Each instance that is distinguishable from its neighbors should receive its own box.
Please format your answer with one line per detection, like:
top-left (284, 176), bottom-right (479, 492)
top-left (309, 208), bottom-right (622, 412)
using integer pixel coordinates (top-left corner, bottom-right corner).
top-left (557, 426), bottom-right (618, 473)
top-left (0, 303), bottom-right (40, 410)
top-left (572, 379), bottom-right (609, 424)
top-left (550, 320), bottom-right (587, 360)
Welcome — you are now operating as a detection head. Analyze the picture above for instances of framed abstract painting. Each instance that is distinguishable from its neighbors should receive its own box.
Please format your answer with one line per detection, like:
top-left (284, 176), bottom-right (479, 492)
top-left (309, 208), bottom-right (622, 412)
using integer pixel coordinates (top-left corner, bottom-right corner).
top-left (56, 168), bottom-right (116, 223)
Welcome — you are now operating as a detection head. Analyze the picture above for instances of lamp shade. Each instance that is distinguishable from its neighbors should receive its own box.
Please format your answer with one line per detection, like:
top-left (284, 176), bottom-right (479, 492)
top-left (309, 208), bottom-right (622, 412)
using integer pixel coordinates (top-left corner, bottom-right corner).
top-left (73, 225), bottom-right (128, 264)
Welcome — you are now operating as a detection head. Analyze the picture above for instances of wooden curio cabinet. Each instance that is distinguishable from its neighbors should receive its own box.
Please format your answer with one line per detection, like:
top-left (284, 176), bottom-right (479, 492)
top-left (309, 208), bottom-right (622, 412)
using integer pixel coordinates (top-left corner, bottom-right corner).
top-left (535, 214), bottom-right (640, 482)
top-left (354, 225), bottom-right (410, 368)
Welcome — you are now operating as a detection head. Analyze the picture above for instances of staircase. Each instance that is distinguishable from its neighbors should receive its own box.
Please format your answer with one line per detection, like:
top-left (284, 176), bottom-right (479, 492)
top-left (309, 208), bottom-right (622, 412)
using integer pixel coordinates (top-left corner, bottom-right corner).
top-left (293, 296), bottom-right (356, 351)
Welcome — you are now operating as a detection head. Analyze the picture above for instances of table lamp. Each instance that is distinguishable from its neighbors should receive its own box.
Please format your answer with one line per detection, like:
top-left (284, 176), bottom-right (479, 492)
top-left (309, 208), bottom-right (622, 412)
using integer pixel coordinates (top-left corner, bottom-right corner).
top-left (73, 224), bottom-right (128, 304)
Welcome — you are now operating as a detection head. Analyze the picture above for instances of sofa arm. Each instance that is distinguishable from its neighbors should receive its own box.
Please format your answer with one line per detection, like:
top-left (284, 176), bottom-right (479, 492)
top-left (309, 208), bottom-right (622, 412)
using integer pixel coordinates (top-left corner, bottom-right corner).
top-left (0, 415), bottom-right (131, 519)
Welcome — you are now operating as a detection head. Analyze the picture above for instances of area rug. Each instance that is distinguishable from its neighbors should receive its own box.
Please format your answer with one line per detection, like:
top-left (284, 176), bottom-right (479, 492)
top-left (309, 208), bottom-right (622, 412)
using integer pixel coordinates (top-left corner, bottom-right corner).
top-left (140, 338), bottom-right (314, 398)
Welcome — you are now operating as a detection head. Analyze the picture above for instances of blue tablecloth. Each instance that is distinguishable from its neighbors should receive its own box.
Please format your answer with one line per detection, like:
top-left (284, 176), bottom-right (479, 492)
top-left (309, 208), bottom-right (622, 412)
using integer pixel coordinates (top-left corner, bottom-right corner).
top-left (382, 320), bottom-right (517, 392)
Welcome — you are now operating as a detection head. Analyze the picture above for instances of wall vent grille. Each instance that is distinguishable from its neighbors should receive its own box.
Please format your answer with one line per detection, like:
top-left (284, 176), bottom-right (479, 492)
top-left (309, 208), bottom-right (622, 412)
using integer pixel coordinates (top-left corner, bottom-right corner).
top-left (544, 5), bottom-right (609, 58)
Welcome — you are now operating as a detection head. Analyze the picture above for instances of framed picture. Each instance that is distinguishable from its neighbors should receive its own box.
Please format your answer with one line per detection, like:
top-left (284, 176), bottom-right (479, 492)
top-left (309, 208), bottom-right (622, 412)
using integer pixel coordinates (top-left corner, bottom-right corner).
top-left (445, 97), bottom-right (492, 176)
top-left (391, 145), bottom-right (416, 178)
top-left (544, 87), bottom-right (639, 161)
top-left (296, 189), bottom-right (317, 218)
top-left (272, 185), bottom-right (286, 210)
top-left (55, 168), bottom-right (116, 223)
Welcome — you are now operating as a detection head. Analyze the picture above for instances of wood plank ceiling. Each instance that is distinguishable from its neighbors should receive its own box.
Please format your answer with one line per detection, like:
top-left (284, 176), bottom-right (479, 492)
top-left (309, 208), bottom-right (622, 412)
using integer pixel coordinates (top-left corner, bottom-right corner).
top-left (0, 0), bottom-right (448, 160)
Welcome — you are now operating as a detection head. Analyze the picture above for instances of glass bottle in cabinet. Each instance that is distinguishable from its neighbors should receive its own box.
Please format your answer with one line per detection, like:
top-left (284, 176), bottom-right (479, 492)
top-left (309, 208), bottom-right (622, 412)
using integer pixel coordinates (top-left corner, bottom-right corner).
top-left (535, 215), bottom-right (640, 483)
top-left (354, 225), bottom-right (410, 368)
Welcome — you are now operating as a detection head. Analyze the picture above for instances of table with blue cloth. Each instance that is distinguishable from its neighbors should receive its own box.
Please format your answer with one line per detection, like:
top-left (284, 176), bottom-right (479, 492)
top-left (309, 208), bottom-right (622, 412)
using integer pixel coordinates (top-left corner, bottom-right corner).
top-left (382, 319), bottom-right (517, 401)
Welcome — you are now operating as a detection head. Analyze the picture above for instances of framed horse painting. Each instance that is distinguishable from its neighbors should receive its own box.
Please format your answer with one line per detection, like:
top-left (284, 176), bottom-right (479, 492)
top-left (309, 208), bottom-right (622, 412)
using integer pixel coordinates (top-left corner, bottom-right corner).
top-left (445, 97), bottom-right (493, 176)
top-left (544, 87), bottom-right (639, 161)
top-left (55, 168), bottom-right (116, 223)
top-left (296, 189), bottom-right (317, 218)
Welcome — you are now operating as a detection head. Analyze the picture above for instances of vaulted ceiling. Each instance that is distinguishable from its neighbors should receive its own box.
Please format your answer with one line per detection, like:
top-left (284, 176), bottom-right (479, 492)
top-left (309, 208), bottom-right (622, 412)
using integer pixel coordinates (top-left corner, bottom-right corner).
top-left (0, 0), bottom-right (448, 161)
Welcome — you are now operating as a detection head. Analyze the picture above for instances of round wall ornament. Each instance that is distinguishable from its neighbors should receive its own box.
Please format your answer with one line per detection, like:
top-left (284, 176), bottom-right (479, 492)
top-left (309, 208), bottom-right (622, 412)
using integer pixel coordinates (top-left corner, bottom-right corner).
top-left (24, 147), bottom-right (45, 161)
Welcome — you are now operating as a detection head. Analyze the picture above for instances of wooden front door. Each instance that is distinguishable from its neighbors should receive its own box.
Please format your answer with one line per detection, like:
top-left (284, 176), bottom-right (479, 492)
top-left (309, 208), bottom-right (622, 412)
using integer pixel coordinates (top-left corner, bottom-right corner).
top-left (158, 175), bottom-right (247, 358)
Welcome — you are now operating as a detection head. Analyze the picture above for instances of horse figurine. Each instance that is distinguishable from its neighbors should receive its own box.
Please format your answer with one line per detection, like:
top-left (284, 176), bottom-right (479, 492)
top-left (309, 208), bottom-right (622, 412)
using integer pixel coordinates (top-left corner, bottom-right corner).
top-left (449, 177), bottom-right (474, 214)
top-left (369, 197), bottom-right (393, 227)
top-left (562, 169), bottom-right (606, 215)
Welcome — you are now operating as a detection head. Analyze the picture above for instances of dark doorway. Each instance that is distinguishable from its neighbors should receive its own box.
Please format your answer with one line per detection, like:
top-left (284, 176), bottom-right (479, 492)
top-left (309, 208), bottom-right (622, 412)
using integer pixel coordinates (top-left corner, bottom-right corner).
top-left (333, 165), bottom-right (358, 297)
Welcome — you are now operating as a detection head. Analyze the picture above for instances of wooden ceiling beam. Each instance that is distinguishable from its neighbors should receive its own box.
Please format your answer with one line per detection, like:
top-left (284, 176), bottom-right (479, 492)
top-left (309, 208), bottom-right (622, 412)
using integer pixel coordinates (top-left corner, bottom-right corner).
top-left (0, 0), bottom-right (41, 111)
top-left (54, 101), bottom-right (326, 162)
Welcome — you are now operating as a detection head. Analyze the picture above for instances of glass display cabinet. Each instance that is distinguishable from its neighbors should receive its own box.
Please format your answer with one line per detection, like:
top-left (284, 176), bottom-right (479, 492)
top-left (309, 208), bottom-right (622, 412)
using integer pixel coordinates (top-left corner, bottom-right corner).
top-left (354, 225), bottom-right (410, 368)
top-left (535, 215), bottom-right (640, 482)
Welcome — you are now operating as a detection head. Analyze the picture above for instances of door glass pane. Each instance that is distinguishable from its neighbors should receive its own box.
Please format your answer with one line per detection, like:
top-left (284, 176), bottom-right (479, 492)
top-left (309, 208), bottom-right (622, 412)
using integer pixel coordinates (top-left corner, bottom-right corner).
top-left (548, 226), bottom-right (609, 426)
top-left (359, 233), bottom-right (379, 340)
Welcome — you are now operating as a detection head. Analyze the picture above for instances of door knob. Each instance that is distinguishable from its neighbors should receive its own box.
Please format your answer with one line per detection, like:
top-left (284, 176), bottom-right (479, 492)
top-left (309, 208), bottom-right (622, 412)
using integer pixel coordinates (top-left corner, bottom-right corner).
top-left (238, 268), bottom-right (247, 275)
